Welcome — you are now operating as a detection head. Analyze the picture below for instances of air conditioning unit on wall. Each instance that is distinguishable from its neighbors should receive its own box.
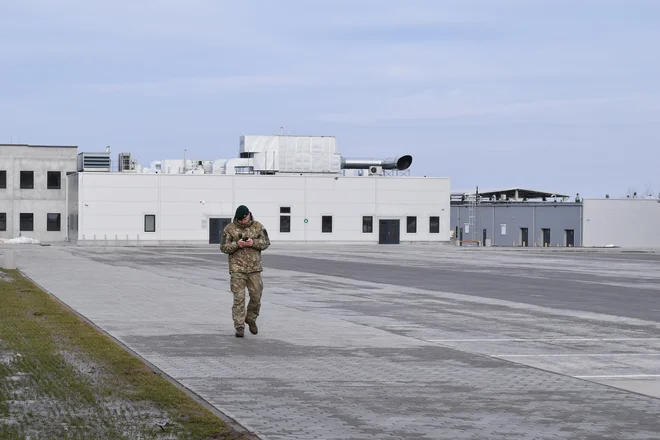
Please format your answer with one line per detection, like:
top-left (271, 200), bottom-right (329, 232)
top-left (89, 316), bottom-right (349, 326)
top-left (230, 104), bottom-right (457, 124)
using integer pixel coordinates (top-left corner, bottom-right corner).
top-left (368, 165), bottom-right (383, 176)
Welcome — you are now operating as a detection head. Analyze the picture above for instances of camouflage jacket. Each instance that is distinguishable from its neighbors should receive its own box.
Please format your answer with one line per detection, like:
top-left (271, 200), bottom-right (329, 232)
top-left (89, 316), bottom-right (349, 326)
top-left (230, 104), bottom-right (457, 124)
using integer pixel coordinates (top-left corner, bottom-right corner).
top-left (220, 216), bottom-right (270, 274)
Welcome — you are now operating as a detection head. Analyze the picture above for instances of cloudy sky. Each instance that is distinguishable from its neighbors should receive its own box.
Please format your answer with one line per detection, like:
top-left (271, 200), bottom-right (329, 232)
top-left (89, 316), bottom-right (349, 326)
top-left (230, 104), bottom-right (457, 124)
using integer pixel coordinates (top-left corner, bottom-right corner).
top-left (2, 0), bottom-right (659, 198)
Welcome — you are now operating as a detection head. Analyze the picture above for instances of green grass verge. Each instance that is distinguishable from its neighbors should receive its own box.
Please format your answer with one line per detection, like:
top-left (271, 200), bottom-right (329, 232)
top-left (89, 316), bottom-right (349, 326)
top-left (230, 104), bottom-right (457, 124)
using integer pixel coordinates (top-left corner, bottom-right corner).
top-left (0, 269), bottom-right (253, 440)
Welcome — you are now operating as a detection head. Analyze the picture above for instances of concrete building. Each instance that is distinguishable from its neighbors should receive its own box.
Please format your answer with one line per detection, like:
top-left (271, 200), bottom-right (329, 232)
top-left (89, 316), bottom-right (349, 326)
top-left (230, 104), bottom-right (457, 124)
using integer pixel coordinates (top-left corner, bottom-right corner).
top-left (65, 135), bottom-right (452, 245)
top-left (450, 188), bottom-right (583, 247)
top-left (0, 144), bottom-right (78, 242)
top-left (582, 198), bottom-right (660, 248)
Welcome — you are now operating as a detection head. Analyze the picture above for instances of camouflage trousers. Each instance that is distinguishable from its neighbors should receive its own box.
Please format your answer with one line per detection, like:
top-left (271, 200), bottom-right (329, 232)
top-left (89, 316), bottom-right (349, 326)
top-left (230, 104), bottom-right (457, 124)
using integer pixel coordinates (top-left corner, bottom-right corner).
top-left (230, 271), bottom-right (263, 329)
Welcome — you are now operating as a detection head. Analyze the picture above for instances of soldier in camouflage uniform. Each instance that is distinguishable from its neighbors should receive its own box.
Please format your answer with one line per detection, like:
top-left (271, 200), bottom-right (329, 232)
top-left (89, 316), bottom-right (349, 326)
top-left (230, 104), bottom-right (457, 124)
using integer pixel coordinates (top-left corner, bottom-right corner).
top-left (220, 205), bottom-right (270, 337)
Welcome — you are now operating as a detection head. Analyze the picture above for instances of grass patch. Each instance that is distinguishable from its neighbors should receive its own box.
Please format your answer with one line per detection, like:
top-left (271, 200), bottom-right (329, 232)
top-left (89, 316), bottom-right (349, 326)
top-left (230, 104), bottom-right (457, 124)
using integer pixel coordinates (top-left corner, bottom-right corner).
top-left (0, 269), bottom-right (254, 439)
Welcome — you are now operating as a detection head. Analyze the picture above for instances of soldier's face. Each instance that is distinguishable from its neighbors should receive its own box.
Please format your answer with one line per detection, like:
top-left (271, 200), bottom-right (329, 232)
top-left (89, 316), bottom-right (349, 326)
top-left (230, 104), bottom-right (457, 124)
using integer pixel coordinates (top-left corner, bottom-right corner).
top-left (239, 214), bottom-right (250, 224)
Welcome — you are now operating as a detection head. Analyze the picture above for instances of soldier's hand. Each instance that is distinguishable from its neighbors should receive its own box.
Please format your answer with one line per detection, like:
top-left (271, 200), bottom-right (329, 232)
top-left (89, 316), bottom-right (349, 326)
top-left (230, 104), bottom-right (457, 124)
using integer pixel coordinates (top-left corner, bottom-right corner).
top-left (244, 238), bottom-right (254, 247)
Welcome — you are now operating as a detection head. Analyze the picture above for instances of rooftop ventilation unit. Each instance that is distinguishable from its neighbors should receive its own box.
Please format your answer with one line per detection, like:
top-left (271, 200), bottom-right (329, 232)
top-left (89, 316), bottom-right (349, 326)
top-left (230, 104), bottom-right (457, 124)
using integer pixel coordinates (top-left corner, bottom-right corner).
top-left (77, 152), bottom-right (111, 172)
top-left (118, 152), bottom-right (135, 172)
top-left (368, 165), bottom-right (383, 176)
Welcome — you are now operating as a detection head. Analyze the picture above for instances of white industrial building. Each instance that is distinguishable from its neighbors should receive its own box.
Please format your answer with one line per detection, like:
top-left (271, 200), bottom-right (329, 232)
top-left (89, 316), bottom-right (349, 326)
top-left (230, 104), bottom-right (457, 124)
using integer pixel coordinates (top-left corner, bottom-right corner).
top-left (0, 144), bottom-right (77, 242)
top-left (582, 198), bottom-right (660, 248)
top-left (65, 135), bottom-right (452, 245)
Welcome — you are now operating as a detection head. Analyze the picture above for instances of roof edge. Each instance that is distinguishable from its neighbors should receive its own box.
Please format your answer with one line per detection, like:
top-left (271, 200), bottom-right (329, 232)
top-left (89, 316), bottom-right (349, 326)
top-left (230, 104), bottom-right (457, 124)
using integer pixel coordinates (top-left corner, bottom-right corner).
top-left (0, 144), bottom-right (78, 148)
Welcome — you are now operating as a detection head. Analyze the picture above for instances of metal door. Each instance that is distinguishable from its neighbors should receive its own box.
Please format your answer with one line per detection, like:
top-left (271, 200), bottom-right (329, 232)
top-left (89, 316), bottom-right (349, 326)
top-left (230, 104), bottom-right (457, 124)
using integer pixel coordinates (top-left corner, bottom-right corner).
top-left (209, 217), bottom-right (232, 244)
top-left (378, 219), bottom-right (400, 244)
top-left (521, 228), bottom-right (529, 247)
top-left (565, 229), bottom-right (575, 247)
top-left (542, 228), bottom-right (551, 247)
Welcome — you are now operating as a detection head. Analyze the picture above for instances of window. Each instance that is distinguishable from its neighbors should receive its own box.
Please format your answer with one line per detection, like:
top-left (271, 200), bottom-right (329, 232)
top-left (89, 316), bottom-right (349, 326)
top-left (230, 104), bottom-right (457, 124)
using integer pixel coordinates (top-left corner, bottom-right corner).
top-left (20, 213), bottom-right (34, 231)
top-left (280, 216), bottom-right (291, 233)
top-left (280, 206), bottom-right (291, 233)
top-left (47, 171), bottom-right (61, 189)
top-left (362, 216), bottom-right (373, 233)
top-left (0, 213), bottom-right (6, 231)
top-left (47, 213), bottom-right (61, 231)
top-left (407, 216), bottom-right (417, 233)
top-left (0, 171), bottom-right (6, 189)
top-left (322, 215), bottom-right (332, 233)
top-left (144, 214), bottom-right (156, 232)
top-left (429, 216), bottom-right (440, 233)
top-left (20, 171), bottom-right (34, 189)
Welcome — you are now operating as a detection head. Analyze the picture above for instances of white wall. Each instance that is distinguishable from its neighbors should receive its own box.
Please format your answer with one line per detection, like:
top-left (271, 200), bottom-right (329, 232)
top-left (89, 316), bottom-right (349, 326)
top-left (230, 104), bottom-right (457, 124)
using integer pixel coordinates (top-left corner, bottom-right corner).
top-left (74, 173), bottom-right (451, 244)
top-left (0, 145), bottom-right (77, 242)
top-left (582, 198), bottom-right (660, 248)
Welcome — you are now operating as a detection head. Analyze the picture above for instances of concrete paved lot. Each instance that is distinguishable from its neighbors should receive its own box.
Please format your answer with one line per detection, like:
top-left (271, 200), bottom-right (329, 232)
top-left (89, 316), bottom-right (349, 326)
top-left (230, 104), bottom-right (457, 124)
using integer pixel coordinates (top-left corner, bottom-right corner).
top-left (5, 243), bottom-right (660, 439)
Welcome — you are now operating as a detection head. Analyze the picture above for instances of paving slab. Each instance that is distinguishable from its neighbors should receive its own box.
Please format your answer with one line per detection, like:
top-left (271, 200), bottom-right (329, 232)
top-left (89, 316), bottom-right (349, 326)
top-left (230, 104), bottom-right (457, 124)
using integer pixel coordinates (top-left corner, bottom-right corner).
top-left (4, 243), bottom-right (660, 439)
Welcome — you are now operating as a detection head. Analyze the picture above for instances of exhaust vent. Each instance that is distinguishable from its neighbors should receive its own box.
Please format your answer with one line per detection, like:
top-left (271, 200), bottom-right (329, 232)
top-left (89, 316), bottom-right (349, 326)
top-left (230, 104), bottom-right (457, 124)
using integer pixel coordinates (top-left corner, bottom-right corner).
top-left (341, 154), bottom-right (412, 171)
top-left (77, 152), bottom-right (111, 172)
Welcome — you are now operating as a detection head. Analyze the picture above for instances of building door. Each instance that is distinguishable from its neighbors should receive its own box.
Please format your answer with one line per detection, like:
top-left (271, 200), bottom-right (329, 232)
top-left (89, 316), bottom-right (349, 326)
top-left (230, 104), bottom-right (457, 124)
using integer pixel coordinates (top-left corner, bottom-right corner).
top-left (542, 228), bottom-right (551, 247)
top-left (520, 228), bottom-right (529, 247)
top-left (209, 217), bottom-right (232, 244)
top-left (459, 227), bottom-right (464, 246)
top-left (378, 219), bottom-right (400, 244)
top-left (565, 229), bottom-right (575, 247)
top-left (482, 229), bottom-right (487, 246)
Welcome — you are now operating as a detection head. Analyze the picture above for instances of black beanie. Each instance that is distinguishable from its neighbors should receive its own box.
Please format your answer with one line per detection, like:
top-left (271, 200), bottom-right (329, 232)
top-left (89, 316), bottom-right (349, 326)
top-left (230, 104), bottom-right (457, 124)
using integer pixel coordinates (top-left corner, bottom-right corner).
top-left (235, 205), bottom-right (250, 220)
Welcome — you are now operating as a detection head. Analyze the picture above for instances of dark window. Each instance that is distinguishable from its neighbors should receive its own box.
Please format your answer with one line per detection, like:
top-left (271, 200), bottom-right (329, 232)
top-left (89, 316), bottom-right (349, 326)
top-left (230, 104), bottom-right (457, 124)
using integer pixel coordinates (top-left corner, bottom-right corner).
top-left (46, 213), bottom-right (61, 231)
top-left (20, 213), bottom-right (33, 231)
top-left (0, 213), bottom-right (6, 231)
top-left (362, 216), bottom-right (373, 233)
top-left (144, 215), bottom-right (155, 232)
top-left (47, 171), bottom-right (61, 189)
top-left (20, 171), bottom-right (34, 189)
top-left (280, 207), bottom-right (291, 233)
top-left (280, 215), bottom-right (291, 233)
top-left (407, 216), bottom-right (417, 233)
top-left (322, 215), bottom-right (332, 233)
top-left (0, 170), bottom-right (6, 188)
top-left (429, 216), bottom-right (440, 233)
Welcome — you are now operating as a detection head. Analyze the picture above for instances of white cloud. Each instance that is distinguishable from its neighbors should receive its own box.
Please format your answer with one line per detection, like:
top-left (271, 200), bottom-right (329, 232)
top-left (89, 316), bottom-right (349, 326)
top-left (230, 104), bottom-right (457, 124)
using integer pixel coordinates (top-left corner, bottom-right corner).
top-left (77, 75), bottom-right (307, 97)
top-left (314, 93), bottom-right (660, 126)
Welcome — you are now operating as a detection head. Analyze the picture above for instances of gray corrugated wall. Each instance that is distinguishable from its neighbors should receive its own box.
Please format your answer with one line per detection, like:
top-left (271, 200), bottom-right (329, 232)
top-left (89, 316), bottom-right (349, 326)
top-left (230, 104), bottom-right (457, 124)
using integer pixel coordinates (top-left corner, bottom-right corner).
top-left (450, 203), bottom-right (582, 246)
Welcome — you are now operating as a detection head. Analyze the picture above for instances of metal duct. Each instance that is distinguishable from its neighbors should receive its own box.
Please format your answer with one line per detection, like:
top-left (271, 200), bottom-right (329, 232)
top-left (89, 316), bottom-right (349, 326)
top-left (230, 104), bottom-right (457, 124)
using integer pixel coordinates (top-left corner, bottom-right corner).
top-left (340, 155), bottom-right (413, 170)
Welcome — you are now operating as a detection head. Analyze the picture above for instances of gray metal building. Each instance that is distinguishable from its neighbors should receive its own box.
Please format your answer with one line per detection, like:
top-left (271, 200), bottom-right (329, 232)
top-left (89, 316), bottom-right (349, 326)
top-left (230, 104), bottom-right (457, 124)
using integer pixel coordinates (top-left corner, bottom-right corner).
top-left (450, 187), bottom-right (583, 247)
